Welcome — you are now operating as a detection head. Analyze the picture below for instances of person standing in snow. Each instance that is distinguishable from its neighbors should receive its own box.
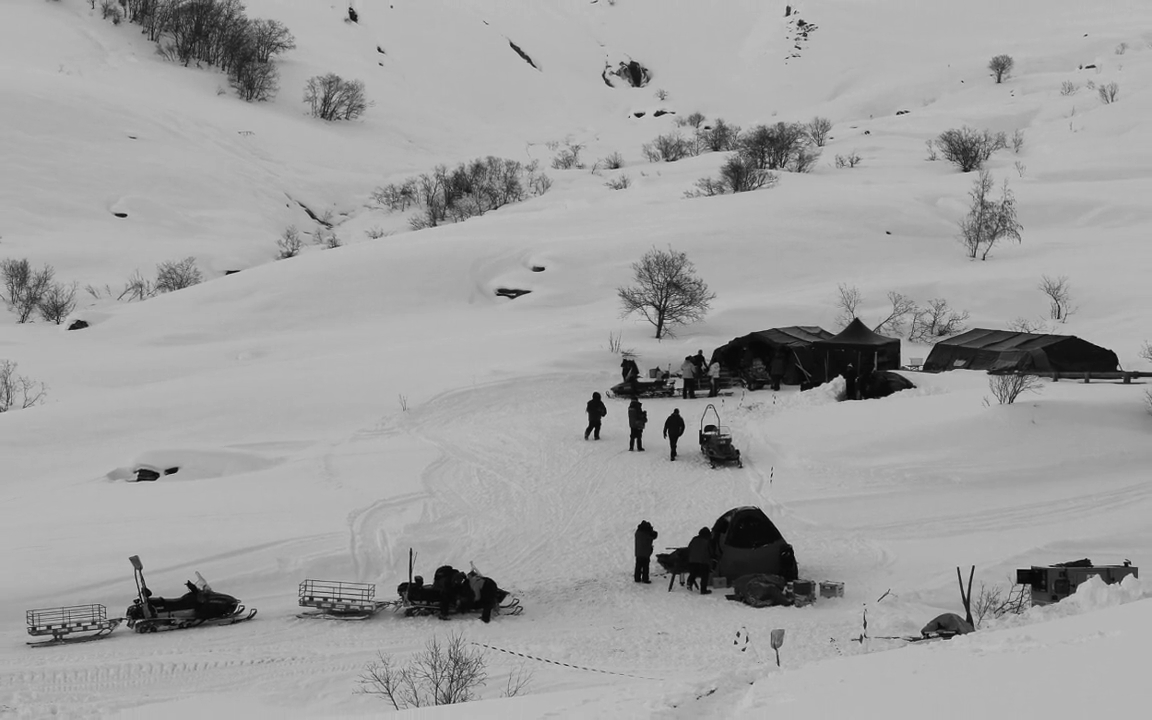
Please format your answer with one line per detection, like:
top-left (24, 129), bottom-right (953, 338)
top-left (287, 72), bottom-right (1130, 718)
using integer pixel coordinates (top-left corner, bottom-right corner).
top-left (680, 357), bottom-right (696, 400)
top-left (634, 520), bottom-right (658, 583)
top-left (707, 361), bottom-right (722, 397)
top-left (686, 527), bottom-right (713, 595)
top-left (585, 391), bottom-right (607, 440)
top-left (843, 363), bottom-right (857, 401)
top-left (769, 351), bottom-right (787, 391)
top-left (627, 399), bottom-right (647, 451)
top-left (691, 350), bottom-right (708, 378)
top-left (663, 408), bottom-right (685, 461)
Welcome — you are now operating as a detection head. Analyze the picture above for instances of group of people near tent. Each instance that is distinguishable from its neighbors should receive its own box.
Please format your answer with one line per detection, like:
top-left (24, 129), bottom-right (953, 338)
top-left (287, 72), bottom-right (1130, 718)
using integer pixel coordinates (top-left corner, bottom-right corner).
top-left (620, 351), bottom-right (727, 400)
top-left (633, 521), bottom-right (714, 593)
top-left (584, 392), bottom-right (689, 460)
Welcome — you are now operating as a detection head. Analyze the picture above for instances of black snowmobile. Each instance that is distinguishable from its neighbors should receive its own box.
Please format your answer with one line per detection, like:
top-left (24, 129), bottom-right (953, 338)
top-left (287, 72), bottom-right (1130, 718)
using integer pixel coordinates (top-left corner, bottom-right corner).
top-left (125, 555), bottom-right (256, 633)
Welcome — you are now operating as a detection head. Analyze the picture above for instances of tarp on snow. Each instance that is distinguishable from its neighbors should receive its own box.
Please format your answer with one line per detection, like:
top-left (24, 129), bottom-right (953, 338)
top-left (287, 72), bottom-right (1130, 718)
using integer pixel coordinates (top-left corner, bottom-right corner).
top-left (923, 329), bottom-right (1119, 374)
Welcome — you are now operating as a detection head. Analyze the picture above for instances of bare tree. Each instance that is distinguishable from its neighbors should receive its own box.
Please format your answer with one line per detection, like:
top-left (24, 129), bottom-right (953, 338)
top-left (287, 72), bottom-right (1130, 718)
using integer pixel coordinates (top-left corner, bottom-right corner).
top-left (155, 257), bottom-right (203, 293)
top-left (0, 360), bottom-right (48, 412)
top-left (988, 373), bottom-right (1043, 404)
top-left (834, 283), bottom-right (862, 329)
top-left (277, 226), bottom-right (302, 258)
top-left (230, 59), bottom-right (279, 102)
top-left (959, 170), bottom-right (1023, 260)
top-left (304, 74), bottom-right (368, 121)
top-left (1097, 82), bottom-right (1120, 104)
top-left (618, 247), bottom-right (716, 339)
top-left (935, 127), bottom-right (1008, 172)
top-left (1038, 275), bottom-right (1076, 322)
top-left (1007, 316), bottom-right (1051, 334)
top-left (248, 18), bottom-right (295, 62)
top-left (806, 116), bottom-right (833, 147)
top-left (641, 132), bottom-right (692, 162)
top-left (37, 282), bottom-right (77, 325)
top-left (909, 298), bottom-right (969, 341)
top-left (119, 270), bottom-right (154, 301)
top-left (703, 118), bottom-right (742, 152)
top-left (971, 583), bottom-right (1029, 628)
top-left (873, 291), bottom-right (916, 336)
top-left (988, 54), bottom-right (1014, 83)
top-left (359, 632), bottom-right (489, 710)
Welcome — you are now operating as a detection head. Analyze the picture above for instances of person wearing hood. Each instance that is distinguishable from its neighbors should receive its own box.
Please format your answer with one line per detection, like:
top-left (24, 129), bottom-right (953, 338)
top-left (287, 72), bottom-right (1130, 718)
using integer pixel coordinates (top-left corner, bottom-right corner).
top-left (680, 357), bottom-right (696, 400)
top-left (585, 391), bottom-right (607, 440)
top-left (627, 399), bottom-right (647, 451)
top-left (686, 527), bottom-right (713, 595)
top-left (663, 408), bottom-right (685, 461)
top-left (634, 520), bottom-right (658, 583)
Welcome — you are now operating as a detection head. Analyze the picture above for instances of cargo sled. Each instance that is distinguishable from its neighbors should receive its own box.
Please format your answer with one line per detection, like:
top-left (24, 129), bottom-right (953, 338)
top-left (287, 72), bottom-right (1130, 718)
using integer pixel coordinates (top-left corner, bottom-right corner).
top-left (26, 604), bottom-right (121, 648)
top-left (297, 579), bottom-right (390, 620)
top-left (699, 404), bottom-right (741, 468)
top-left (125, 555), bottom-right (256, 633)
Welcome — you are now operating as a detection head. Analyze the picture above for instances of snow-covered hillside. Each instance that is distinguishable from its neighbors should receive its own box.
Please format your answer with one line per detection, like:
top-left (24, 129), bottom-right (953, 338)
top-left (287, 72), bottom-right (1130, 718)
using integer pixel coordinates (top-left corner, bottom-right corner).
top-left (2, 0), bottom-right (1151, 717)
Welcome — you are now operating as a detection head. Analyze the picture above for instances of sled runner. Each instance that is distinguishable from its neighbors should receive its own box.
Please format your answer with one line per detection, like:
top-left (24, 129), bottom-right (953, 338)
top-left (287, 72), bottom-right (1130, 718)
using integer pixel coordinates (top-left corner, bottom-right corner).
top-left (297, 579), bottom-right (390, 620)
top-left (26, 604), bottom-right (121, 648)
top-left (700, 404), bottom-right (742, 468)
top-left (125, 555), bottom-right (256, 633)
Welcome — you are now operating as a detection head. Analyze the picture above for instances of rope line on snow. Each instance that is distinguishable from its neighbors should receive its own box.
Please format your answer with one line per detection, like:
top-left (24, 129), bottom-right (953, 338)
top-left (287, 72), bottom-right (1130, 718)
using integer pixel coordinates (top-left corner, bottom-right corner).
top-left (470, 641), bottom-right (661, 681)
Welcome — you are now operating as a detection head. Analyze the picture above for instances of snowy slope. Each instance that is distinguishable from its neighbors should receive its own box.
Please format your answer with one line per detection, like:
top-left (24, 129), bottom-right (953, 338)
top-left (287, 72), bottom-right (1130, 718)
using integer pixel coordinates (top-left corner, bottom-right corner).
top-left (2, 0), bottom-right (1152, 717)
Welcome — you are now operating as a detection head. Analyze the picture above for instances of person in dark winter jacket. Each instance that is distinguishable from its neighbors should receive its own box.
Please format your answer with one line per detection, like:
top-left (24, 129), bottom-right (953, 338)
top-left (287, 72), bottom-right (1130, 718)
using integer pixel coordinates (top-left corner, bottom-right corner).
top-left (585, 391), bottom-right (607, 440)
top-left (685, 527), bottom-right (713, 595)
top-left (663, 409), bottom-right (685, 461)
top-left (627, 399), bottom-right (647, 451)
top-left (621, 356), bottom-right (640, 383)
top-left (634, 520), bottom-right (658, 583)
top-left (769, 351), bottom-right (787, 391)
top-left (692, 350), bottom-right (708, 379)
top-left (843, 363), bottom-right (857, 401)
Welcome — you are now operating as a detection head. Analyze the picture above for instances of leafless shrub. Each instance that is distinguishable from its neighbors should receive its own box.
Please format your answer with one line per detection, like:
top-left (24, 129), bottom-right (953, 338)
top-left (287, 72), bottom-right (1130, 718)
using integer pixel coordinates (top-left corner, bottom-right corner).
top-left (1141, 342), bottom-right (1152, 364)
top-left (834, 151), bottom-right (861, 168)
top-left (703, 118), bottom-right (742, 152)
top-left (605, 174), bottom-right (632, 190)
top-left (365, 226), bottom-right (387, 240)
top-left (924, 139), bottom-right (938, 161)
top-left (551, 141), bottom-right (585, 170)
top-left (119, 270), bottom-right (154, 301)
top-left (1097, 82), bottom-right (1120, 104)
top-left (959, 170), bottom-right (1022, 260)
top-left (608, 330), bottom-right (622, 354)
top-left (601, 151), bottom-right (625, 170)
top-left (358, 632), bottom-right (490, 710)
top-left (1060, 81), bottom-right (1079, 96)
top-left (972, 583), bottom-right (1029, 627)
top-left (988, 373), bottom-right (1043, 404)
top-left (85, 283), bottom-right (114, 300)
top-left (988, 54), bottom-right (1014, 83)
top-left (502, 663), bottom-right (533, 698)
top-left (277, 226), bottom-right (302, 258)
top-left (230, 60), bottom-right (279, 102)
top-left (370, 178), bottom-right (418, 213)
top-left (935, 126), bottom-right (1007, 172)
top-left (641, 132), bottom-right (692, 162)
top-left (741, 122), bottom-right (811, 171)
top-left (304, 73), bottom-right (368, 121)
top-left (1007, 316), bottom-right (1052, 334)
top-left (676, 112), bottom-right (706, 129)
top-left (323, 231), bottom-right (342, 249)
top-left (1115, 42), bottom-right (1129, 55)
top-left (37, 282), bottom-right (77, 325)
top-left (806, 116), bottom-right (833, 147)
top-left (100, 0), bottom-right (122, 24)
top-left (834, 283), bottom-right (862, 329)
top-left (618, 247), bottom-right (715, 339)
top-left (1014, 160), bottom-right (1026, 178)
top-left (1011, 129), bottom-right (1025, 154)
top-left (688, 156), bottom-right (777, 197)
top-left (2, 259), bottom-right (55, 323)
top-left (155, 257), bottom-right (202, 293)
top-left (909, 298), bottom-right (969, 341)
top-left (1039, 274), bottom-right (1076, 322)
top-left (0, 360), bottom-right (47, 413)
top-left (873, 291), bottom-right (916, 336)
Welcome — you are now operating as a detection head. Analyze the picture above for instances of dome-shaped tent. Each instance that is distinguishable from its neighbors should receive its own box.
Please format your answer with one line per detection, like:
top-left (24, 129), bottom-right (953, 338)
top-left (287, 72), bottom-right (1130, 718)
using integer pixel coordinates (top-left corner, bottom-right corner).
top-left (710, 507), bottom-right (797, 582)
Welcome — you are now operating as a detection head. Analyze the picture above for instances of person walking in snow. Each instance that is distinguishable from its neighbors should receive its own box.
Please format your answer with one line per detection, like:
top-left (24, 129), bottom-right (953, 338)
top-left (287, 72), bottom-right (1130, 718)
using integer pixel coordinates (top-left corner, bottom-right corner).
top-left (634, 520), bottom-right (658, 583)
top-left (663, 408), bottom-right (685, 461)
top-left (680, 357), bottom-right (696, 400)
top-left (686, 527), bottom-right (713, 595)
top-left (707, 360), bottom-right (722, 397)
top-left (627, 399), bottom-right (647, 451)
top-left (585, 391), bottom-right (607, 440)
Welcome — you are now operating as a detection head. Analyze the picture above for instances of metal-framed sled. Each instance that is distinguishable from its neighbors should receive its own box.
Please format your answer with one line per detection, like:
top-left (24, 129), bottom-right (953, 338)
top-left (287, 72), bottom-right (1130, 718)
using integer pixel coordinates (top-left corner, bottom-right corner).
top-left (297, 579), bottom-right (391, 620)
top-left (700, 404), bottom-right (742, 468)
top-left (26, 604), bottom-right (122, 648)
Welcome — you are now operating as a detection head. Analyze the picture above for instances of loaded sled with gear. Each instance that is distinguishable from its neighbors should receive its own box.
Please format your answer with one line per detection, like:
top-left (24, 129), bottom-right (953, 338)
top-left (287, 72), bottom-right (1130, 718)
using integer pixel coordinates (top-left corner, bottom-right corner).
top-left (393, 553), bottom-right (522, 621)
top-left (126, 555), bottom-right (256, 633)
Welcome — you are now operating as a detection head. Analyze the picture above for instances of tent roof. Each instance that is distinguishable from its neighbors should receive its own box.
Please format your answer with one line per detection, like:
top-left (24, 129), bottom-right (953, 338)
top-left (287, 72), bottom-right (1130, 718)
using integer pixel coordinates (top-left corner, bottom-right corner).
top-left (727, 326), bottom-right (833, 348)
top-left (934, 328), bottom-right (1090, 351)
top-left (814, 318), bottom-right (899, 348)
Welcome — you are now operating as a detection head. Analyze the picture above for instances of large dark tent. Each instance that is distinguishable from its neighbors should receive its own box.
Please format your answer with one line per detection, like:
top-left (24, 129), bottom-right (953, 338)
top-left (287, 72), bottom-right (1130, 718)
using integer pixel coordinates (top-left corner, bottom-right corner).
top-left (923, 329), bottom-right (1119, 374)
top-left (710, 326), bottom-right (833, 388)
top-left (813, 318), bottom-right (902, 382)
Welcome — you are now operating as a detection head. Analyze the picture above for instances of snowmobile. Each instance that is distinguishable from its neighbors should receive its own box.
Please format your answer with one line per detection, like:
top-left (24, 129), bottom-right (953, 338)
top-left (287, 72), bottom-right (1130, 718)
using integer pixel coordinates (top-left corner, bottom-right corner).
top-left (699, 404), bottom-right (742, 468)
top-left (125, 555), bottom-right (256, 633)
top-left (605, 375), bottom-right (677, 399)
